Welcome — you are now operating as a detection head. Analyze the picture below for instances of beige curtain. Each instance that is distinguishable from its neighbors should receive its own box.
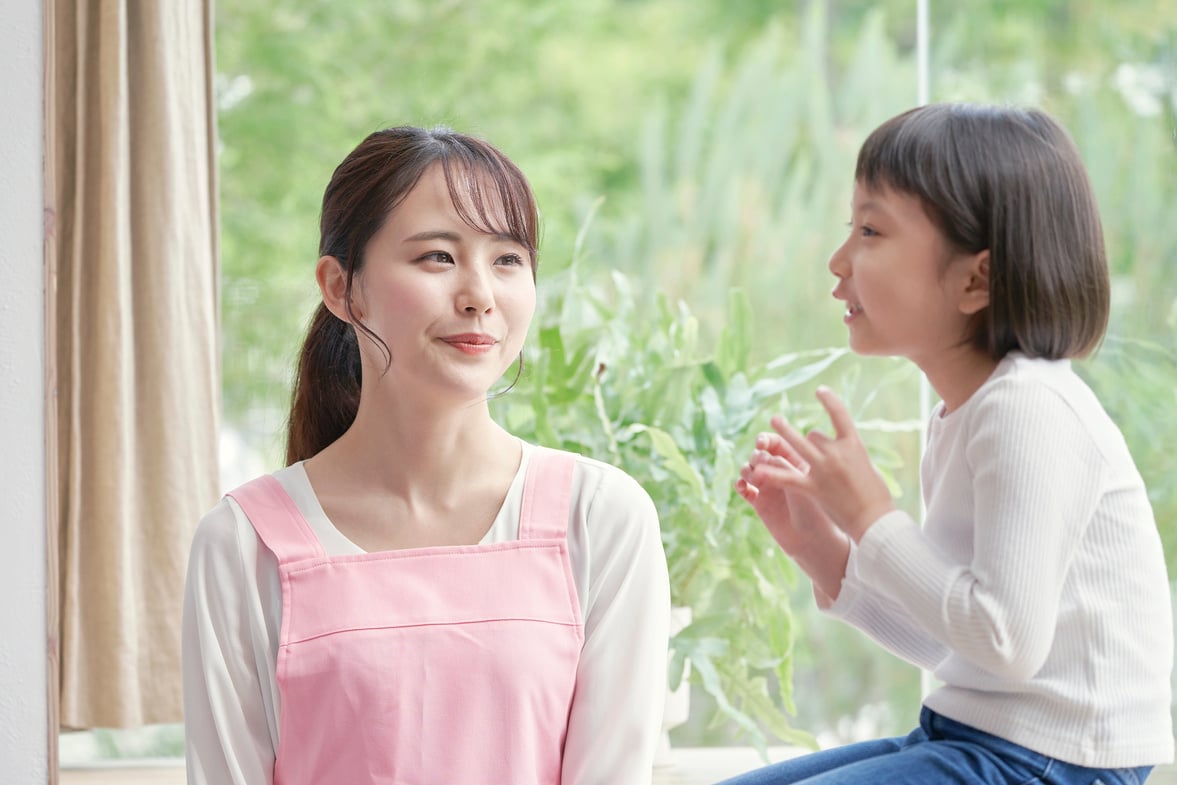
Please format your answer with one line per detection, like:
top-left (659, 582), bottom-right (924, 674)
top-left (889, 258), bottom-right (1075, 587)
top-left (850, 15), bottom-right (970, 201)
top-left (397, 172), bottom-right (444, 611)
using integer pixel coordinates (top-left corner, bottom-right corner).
top-left (51, 0), bottom-right (220, 728)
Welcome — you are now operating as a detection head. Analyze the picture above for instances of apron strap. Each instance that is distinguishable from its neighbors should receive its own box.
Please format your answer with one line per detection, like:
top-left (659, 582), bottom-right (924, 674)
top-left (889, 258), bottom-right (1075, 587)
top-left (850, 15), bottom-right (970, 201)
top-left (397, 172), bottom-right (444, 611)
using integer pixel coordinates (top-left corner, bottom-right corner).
top-left (226, 474), bottom-right (326, 564)
top-left (518, 447), bottom-right (577, 541)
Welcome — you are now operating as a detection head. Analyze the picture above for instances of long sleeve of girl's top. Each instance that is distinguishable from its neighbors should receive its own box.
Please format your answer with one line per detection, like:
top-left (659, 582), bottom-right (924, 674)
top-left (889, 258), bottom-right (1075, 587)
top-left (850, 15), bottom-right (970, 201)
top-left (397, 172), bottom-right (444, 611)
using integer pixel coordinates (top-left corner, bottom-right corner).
top-left (846, 378), bottom-right (1105, 679)
top-left (560, 458), bottom-right (670, 785)
top-left (821, 538), bottom-right (951, 672)
top-left (825, 355), bottom-right (1174, 767)
top-left (182, 446), bottom-right (671, 785)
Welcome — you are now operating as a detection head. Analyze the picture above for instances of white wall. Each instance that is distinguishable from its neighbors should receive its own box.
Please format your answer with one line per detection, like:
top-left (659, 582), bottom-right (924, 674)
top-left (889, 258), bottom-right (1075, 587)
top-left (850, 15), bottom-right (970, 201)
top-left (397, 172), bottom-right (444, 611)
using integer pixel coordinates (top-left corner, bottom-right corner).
top-left (0, 0), bottom-right (49, 782)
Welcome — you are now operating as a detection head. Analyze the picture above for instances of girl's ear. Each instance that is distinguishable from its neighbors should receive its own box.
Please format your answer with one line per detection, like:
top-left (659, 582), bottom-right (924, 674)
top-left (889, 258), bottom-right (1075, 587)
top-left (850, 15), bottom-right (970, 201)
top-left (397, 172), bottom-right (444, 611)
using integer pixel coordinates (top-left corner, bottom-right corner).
top-left (958, 250), bottom-right (990, 315)
top-left (317, 255), bottom-right (361, 322)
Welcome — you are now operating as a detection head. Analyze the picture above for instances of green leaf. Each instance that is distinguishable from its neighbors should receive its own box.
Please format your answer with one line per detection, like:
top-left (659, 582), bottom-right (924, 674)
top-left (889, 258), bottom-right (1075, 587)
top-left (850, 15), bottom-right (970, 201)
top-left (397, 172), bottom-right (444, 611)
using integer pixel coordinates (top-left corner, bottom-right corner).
top-left (631, 425), bottom-right (706, 499)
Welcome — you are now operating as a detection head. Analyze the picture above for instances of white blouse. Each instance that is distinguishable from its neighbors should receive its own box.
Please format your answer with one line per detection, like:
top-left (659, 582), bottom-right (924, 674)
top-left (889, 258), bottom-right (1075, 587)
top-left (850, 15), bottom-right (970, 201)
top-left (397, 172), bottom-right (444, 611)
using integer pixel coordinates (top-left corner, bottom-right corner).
top-left (182, 442), bottom-right (671, 785)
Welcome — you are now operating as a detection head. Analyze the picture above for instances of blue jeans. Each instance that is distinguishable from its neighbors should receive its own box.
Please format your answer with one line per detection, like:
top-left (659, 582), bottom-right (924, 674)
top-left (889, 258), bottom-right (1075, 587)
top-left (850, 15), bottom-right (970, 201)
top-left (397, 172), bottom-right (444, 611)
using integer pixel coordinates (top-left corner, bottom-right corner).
top-left (713, 708), bottom-right (1155, 785)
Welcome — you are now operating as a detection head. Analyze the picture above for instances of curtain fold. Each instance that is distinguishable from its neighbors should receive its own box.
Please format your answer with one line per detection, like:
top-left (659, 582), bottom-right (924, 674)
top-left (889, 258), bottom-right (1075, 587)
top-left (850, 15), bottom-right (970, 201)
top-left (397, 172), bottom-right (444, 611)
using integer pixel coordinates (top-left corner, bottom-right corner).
top-left (52, 0), bottom-right (220, 728)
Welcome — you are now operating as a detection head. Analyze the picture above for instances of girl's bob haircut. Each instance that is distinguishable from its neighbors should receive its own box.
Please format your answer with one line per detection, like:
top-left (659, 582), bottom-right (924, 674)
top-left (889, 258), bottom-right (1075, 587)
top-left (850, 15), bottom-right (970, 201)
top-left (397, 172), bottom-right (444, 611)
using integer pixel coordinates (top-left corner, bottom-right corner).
top-left (855, 103), bottom-right (1110, 360)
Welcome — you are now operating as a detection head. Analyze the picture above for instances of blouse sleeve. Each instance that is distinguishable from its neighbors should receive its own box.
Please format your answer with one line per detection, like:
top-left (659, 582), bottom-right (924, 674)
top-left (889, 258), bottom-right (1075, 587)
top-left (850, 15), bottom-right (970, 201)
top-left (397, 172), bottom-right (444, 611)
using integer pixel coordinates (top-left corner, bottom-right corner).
top-left (561, 460), bottom-right (671, 785)
top-left (181, 499), bottom-right (278, 785)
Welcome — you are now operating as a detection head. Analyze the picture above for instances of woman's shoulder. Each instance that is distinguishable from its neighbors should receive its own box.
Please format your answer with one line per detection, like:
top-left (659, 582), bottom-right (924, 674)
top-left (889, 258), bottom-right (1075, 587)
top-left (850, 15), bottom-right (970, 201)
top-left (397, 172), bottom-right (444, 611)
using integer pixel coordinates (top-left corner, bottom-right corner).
top-left (191, 466), bottom-right (306, 553)
top-left (565, 452), bottom-right (659, 529)
top-left (186, 491), bottom-right (256, 592)
top-left (541, 451), bottom-right (666, 581)
top-left (219, 464), bottom-right (308, 499)
top-left (192, 494), bottom-right (243, 554)
top-left (562, 450), bottom-right (654, 500)
top-left (524, 443), bottom-right (656, 516)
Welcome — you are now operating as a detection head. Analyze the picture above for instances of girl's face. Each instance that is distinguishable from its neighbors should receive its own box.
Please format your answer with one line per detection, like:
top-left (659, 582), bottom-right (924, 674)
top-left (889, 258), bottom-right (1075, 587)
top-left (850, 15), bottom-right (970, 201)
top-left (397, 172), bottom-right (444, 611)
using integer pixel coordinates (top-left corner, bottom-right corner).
top-left (828, 182), bottom-right (985, 367)
top-left (345, 163), bottom-right (537, 404)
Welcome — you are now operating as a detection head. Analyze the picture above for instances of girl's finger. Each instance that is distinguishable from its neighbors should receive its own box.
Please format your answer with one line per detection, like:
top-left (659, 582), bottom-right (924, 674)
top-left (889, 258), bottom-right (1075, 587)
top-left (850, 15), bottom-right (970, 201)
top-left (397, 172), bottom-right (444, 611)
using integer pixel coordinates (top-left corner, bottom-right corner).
top-left (744, 458), bottom-right (773, 482)
top-left (805, 429), bottom-right (832, 448)
top-left (815, 386), bottom-right (857, 440)
top-left (756, 432), bottom-right (806, 467)
top-left (769, 415), bottom-right (819, 464)
top-left (745, 460), bottom-right (810, 495)
top-left (734, 478), bottom-right (759, 501)
top-left (748, 449), bottom-right (794, 470)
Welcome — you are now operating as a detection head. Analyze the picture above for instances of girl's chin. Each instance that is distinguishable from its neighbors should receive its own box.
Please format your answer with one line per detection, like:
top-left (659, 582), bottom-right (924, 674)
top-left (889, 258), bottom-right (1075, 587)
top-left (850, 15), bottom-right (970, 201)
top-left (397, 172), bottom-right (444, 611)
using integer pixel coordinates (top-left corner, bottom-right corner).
top-left (845, 334), bottom-right (888, 358)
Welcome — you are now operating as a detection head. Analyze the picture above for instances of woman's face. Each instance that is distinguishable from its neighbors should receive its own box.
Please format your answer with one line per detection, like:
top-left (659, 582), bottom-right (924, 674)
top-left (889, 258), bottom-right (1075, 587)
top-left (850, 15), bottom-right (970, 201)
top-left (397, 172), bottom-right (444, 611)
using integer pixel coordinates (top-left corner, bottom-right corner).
top-left (349, 163), bottom-right (537, 404)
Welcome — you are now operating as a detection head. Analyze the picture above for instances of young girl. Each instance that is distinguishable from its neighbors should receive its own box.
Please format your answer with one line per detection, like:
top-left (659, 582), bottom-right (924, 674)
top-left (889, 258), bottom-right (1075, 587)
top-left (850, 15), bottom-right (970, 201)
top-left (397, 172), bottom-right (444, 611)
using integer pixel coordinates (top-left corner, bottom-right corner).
top-left (181, 126), bottom-right (671, 785)
top-left (723, 103), bottom-right (1174, 785)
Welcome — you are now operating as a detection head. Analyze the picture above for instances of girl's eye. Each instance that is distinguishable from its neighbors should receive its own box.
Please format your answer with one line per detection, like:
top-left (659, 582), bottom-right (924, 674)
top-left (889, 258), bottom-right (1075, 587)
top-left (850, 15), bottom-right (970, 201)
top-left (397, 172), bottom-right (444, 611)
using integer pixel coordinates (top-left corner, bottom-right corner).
top-left (421, 251), bottom-right (454, 265)
top-left (846, 220), bottom-right (878, 238)
top-left (496, 253), bottom-right (526, 267)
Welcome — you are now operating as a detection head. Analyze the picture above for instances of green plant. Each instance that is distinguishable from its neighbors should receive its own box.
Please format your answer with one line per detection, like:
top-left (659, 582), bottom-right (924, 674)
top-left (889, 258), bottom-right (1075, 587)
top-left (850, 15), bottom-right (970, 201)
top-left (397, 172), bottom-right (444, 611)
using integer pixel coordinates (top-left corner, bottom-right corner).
top-left (494, 259), bottom-right (852, 752)
top-left (534, 11), bottom-right (931, 748)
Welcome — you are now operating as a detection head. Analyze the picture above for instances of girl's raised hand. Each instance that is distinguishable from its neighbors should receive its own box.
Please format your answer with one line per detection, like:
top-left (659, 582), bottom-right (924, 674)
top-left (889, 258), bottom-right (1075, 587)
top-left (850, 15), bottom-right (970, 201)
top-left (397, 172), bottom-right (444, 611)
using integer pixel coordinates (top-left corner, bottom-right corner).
top-left (768, 386), bottom-right (895, 542)
top-left (736, 432), bottom-right (850, 600)
top-left (737, 435), bottom-right (823, 556)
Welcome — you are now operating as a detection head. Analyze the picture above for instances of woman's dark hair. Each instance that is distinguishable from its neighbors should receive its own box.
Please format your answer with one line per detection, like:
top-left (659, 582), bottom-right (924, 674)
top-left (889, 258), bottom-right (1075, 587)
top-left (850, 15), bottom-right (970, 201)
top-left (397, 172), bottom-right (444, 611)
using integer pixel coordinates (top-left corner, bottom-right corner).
top-left (855, 102), bottom-right (1109, 361)
top-left (285, 126), bottom-right (539, 465)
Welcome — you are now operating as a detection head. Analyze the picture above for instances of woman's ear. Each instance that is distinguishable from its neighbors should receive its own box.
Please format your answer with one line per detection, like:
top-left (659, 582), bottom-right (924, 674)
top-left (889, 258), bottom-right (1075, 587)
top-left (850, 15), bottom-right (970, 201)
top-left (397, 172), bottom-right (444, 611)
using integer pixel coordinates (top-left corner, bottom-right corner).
top-left (316, 255), bottom-right (360, 322)
top-left (958, 250), bottom-right (990, 316)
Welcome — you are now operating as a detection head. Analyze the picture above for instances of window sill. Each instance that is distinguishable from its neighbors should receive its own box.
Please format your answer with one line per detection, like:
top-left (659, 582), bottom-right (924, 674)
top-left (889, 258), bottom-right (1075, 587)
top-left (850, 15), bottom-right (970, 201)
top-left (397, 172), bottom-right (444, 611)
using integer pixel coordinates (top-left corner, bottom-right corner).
top-left (56, 749), bottom-right (793, 785)
top-left (58, 751), bottom-right (1177, 785)
top-left (60, 760), bottom-right (184, 784)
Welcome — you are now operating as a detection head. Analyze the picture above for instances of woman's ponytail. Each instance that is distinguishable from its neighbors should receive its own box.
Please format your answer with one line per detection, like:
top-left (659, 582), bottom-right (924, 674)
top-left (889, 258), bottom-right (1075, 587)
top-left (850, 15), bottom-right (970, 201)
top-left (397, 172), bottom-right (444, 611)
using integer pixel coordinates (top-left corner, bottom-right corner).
top-left (285, 302), bottom-right (362, 464)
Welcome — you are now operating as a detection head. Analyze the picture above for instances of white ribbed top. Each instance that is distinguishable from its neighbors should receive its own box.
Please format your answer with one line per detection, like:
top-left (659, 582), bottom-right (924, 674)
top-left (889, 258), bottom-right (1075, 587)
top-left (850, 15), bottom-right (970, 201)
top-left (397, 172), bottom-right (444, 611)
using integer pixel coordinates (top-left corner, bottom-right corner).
top-left (828, 352), bottom-right (1174, 767)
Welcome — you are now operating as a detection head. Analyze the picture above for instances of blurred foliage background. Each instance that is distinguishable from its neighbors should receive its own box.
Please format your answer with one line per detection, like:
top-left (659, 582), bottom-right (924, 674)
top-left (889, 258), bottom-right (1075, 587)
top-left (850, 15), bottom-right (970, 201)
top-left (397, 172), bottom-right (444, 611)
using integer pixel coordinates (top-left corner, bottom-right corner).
top-left (62, 0), bottom-right (1177, 764)
top-left (215, 0), bottom-right (1177, 751)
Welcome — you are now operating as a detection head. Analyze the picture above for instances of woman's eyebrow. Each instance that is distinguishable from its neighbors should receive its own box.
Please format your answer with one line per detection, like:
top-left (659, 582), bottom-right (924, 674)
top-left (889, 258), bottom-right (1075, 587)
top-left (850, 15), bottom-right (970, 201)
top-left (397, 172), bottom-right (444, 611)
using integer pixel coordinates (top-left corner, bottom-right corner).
top-left (404, 230), bottom-right (462, 243)
top-left (404, 229), bottom-right (521, 244)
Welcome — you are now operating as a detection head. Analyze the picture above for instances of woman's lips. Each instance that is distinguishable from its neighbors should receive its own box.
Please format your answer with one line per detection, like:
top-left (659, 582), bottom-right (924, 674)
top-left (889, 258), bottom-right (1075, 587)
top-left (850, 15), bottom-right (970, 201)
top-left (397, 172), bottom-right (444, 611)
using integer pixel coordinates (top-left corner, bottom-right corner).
top-left (440, 333), bottom-right (498, 354)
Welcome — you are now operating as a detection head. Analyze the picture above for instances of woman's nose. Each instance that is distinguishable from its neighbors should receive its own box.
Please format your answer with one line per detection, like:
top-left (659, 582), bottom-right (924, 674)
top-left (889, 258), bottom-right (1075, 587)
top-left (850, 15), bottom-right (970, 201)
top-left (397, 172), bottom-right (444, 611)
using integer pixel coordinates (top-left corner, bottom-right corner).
top-left (457, 265), bottom-right (495, 314)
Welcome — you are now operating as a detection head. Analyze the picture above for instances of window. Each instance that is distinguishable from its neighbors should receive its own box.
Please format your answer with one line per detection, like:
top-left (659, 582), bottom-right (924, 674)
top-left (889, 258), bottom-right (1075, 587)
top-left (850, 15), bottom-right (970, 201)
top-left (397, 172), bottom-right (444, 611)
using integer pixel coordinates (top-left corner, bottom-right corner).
top-left (60, 0), bottom-right (1177, 771)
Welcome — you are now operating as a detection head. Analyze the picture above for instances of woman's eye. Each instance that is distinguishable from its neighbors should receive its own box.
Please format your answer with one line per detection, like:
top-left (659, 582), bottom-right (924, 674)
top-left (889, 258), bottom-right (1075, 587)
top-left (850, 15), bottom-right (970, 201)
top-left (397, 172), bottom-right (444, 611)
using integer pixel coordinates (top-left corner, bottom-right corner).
top-left (422, 251), bottom-right (454, 265)
top-left (496, 253), bottom-right (525, 267)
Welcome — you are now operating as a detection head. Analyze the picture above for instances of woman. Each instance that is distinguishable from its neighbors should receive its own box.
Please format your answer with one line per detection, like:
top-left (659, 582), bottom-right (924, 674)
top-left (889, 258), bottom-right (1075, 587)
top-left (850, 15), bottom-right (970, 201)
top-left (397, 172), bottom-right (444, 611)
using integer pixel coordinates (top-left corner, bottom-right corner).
top-left (182, 126), bottom-right (671, 785)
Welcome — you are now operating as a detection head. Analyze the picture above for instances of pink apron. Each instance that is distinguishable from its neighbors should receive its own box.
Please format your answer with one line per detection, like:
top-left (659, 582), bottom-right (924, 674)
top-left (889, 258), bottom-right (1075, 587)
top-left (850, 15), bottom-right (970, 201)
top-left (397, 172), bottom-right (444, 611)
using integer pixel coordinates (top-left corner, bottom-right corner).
top-left (227, 448), bottom-right (584, 785)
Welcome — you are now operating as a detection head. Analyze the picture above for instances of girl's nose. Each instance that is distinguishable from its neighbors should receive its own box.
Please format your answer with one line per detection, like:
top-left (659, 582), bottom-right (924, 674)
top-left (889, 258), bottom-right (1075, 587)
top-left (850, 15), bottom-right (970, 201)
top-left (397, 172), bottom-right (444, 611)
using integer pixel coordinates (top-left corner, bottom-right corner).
top-left (828, 239), bottom-right (851, 279)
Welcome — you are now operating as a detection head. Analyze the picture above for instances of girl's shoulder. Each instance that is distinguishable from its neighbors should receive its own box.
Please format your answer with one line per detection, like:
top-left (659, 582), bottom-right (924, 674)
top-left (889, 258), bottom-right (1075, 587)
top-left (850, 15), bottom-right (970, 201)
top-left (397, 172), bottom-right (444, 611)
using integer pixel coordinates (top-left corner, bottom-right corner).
top-left (977, 353), bottom-right (1102, 419)
top-left (970, 354), bottom-right (1132, 466)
